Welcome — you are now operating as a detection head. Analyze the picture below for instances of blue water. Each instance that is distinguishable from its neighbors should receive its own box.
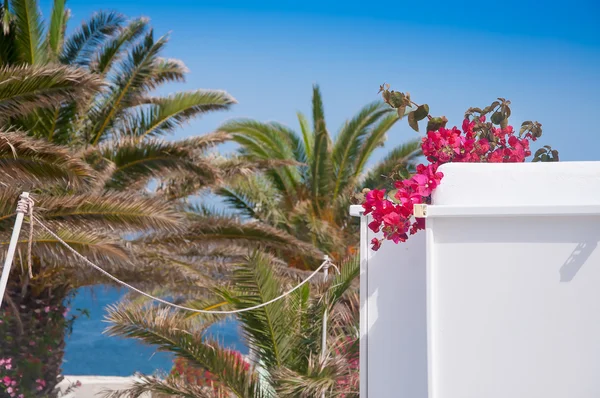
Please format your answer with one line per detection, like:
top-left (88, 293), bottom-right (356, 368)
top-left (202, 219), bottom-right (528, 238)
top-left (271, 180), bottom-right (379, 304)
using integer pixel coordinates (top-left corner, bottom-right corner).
top-left (63, 286), bottom-right (246, 376)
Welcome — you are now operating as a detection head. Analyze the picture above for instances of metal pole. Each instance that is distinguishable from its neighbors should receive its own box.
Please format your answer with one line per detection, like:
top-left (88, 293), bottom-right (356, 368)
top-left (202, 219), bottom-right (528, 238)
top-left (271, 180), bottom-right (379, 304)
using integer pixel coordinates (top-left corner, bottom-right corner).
top-left (321, 255), bottom-right (330, 398)
top-left (0, 192), bottom-right (29, 309)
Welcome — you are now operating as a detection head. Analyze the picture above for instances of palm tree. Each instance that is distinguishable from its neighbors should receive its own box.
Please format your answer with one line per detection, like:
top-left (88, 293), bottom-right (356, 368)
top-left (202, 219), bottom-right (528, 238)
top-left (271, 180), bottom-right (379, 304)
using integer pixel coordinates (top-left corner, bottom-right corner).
top-left (0, 2), bottom-right (319, 396)
top-left (0, 0), bottom-right (237, 188)
top-left (104, 251), bottom-right (360, 398)
top-left (0, 132), bottom-right (186, 397)
top-left (218, 85), bottom-right (422, 268)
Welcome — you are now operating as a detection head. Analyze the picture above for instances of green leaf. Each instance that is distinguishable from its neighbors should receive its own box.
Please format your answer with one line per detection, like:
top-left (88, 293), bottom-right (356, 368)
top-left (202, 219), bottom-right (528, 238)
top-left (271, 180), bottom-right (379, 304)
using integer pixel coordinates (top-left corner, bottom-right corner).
top-left (91, 17), bottom-right (149, 75)
top-left (491, 111), bottom-right (504, 125)
top-left (388, 91), bottom-right (404, 108)
top-left (396, 105), bottom-right (406, 119)
top-left (519, 123), bottom-right (531, 136)
top-left (60, 11), bottom-right (125, 64)
top-left (407, 111), bottom-right (419, 132)
top-left (2, 0), bottom-right (11, 35)
top-left (534, 148), bottom-right (546, 158)
top-left (121, 90), bottom-right (236, 141)
top-left (413, 104), bottom-right (429, 121)
top-left (551, 149), bottom-right (559, 161)
top-left (47, 0), bottom-right (67, 57)
top-left (11, 0), bottom-right (46, 64)
top-left (0, 64), bottom-right (103, 119)
top-left (426, 116), bottom-right (447, 132)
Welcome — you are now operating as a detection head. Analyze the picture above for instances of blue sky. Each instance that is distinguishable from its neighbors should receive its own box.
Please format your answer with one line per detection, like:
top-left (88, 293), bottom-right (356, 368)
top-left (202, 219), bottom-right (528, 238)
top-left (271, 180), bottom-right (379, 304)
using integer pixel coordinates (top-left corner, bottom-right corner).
top-left (38, 0), bottom-right (600, 164)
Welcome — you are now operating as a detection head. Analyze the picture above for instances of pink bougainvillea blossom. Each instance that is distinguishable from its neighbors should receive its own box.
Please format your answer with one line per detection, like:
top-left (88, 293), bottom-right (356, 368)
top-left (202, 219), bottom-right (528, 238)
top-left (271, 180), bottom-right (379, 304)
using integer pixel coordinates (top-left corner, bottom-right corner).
top-left (363, 116), bottom-right (540, 250)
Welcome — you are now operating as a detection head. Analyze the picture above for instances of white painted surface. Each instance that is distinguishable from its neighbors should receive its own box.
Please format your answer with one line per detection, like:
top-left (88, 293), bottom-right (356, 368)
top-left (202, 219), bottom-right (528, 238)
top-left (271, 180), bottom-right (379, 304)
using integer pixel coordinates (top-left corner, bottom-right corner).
top-left (57, 376), bottom-right (152, 397)
top-left (427, 162), bottom-right (600, 398)
top-left (352, 205), bottom-right (428, 398)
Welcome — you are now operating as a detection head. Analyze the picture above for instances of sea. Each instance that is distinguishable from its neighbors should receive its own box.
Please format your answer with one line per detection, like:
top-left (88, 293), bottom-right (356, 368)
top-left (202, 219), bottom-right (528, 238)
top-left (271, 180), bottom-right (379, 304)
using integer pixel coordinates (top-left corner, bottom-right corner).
top-left (62, 286), bottom-right (246, 376)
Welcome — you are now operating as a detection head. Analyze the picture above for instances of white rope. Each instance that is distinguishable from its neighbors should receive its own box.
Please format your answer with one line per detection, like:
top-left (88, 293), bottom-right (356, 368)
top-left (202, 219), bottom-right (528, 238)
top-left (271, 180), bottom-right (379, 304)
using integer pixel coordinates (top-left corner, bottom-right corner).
top-left (31, 215), bottom-right (333, 315)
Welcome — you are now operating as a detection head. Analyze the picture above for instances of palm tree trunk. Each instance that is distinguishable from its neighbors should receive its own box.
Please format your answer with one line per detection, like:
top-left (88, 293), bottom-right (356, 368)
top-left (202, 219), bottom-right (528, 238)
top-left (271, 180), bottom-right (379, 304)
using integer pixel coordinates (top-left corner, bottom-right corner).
top-left (0, 278), bottom-right (70, 398)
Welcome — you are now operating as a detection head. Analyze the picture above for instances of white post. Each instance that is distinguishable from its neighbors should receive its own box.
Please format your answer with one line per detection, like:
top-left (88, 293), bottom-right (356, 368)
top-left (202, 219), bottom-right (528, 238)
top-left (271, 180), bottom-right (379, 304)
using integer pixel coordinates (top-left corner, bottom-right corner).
top-left (321, 255), bottom-right (330, 398)
top-left (0, 192), bottom-right (29, 309)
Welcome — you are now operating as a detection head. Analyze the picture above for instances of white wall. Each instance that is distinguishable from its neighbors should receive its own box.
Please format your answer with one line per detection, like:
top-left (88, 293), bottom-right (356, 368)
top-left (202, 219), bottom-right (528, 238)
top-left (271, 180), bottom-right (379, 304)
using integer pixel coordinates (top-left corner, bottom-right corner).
top-left (427, 162), bottom-right (600, 398)
top-left (356, 161), bottom-right (600, 398)
top-left (353, 206), bottom-right (428, 398)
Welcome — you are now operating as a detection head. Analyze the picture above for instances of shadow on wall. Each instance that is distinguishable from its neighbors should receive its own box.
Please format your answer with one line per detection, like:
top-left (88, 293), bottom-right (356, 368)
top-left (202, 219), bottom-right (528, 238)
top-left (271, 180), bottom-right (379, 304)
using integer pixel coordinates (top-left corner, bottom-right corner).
top-left (560, 241), bottom-right (598, 282)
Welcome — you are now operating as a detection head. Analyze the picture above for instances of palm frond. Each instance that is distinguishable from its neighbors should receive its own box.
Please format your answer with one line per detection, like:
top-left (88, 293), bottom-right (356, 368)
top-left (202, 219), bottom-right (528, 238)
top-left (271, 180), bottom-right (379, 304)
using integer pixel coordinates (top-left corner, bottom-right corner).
top-left (28, 101), bottom-right (78, 144)
top-left (121, 90), bottom-right (236, 141)
top-left (144, 215), bottom-right (324, 261)
top-left (0, 226), bottom-right (130, 268)
top-left (217, 174), bottom-right (282, 222)
top-left (217, 251), bottom-right (293, 369)
top-left (308, 85), bottom-right (333, 215)
top-left (297, 112), bottom-right (313, 164)
top-left (331, 101), bottom-right (393, 197)
top-left (158, 155), bottom-right (299, 201)
top-left (99, 135), bottom-right (226, 190)
top-left (102, 374), bottom-right (215, 398)
top-left (147, 57), bottom-right (187, 85)
top-left (38, 192), bottom-right (183, 232)
top-left (46, 0), bottom-right (68, 58)
top-left (0, 4), bottom-right (17, 66)
top-left (91, 17), bottom-right (149, 75)
top-left (0, 64), bottom-right (103, 119)
top-left (311, 85), bottom-right (327, 138)
top-left (104, 304), bottom-right (263, 397)
top-left (273, 354), bottom-right (346, 398)
top-left (221, 119), bottom-right (302, 199)
top-left (0, 130), bottom-right (95, 187)
top-left (1, 0), bottom-right (11, 36)
top-left (11, 0), bottom-right (45, 64)
top-left (87, 30), bottom-right (169, 145)
top-left (353, 113), bottom-right (400, 176)
top-left (326, 255), bottom-right (359, 307)
top-left (361, 138), bottom-right (422, 190)
top-left (60, 11), bottom-right (125, 65)
top-left (309, 120), bottom-right (332, 216)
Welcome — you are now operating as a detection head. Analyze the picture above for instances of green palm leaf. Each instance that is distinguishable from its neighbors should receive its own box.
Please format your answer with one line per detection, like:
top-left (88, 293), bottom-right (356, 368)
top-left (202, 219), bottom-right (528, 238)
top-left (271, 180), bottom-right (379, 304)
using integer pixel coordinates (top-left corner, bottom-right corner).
top-left (361, 138), bottom-right (422, 189)
top-left (88, 30), bottom-right (169, 145)
top-left (148, 56), bottom-right (187, 86)
top-left (217, 251), bottom-right (293, 369)
top-left (297, 112), bottom-right (313, 164)
top-left (60, 11), bottom-right (125, 64)
top-left (10, 0), bottom-right (45, 64)
top-left (91, 17), bottom-right (149, 75)
top-left (0, 130), bottom-right (94, 187)
top-left (145, 215), bottom-right (323, 261)
top-left (99, 135), bottom-right (227, 190)
top-left (102, 374), bottom-right (216, 398)
top-left (218, 174), bottom-right (282, 222)
top-left (46, 0), bottom-right (68, 57)
top-left (308, 85), bottom-right (333, 215)
top-left (121, 90), bottom-right (236, 141)
top-left (331, 101), bottom-right (392, 197)
top-left (38, 192), bottom-right (183, 232)
top-left (0, 227), bottom-right (130, 268)
top-left (0, 64), bottom-right (103, 120)
top-left (104, 305), bottom-right (264, 398)
top-left (353, 113), bottom-right (400, 177)
top-left (221, 119), bottom-right (302, 200)
top-left (1, 0), bottom-right (11, 35)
